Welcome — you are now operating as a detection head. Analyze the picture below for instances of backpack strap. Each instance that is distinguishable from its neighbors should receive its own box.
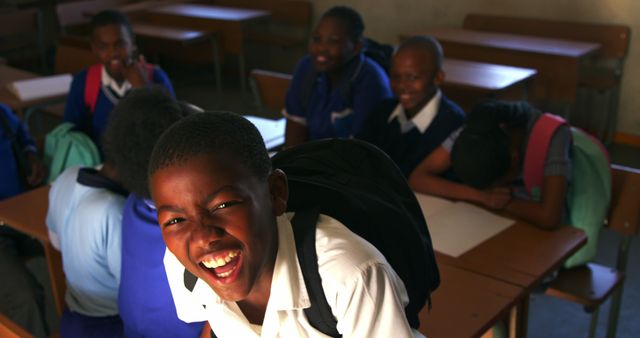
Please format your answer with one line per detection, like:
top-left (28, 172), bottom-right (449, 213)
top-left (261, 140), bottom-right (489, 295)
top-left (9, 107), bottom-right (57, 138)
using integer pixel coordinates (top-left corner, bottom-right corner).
top-left (84, 64), bottom-right (155, 114)
top-left (291, 209), bottom-right (342, 338)
top-left (84, 64), bottom-right (102, 114)
top-left (522, 113), bottom-right (567, 195)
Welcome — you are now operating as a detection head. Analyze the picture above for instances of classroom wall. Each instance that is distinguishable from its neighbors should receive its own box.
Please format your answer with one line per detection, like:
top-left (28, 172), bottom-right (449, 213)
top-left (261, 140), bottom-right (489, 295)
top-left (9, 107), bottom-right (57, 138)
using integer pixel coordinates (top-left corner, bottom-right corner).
top-left (311, 0), bottom-right (640, 138)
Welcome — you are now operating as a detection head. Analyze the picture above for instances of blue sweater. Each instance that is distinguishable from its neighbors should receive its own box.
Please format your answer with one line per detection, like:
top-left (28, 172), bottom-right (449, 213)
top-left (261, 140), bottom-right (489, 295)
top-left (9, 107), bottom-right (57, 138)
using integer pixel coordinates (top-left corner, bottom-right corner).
top-left (118, 194), bottom-right (204, 338)
top-left (63, 66), bottom-right (175, 149)
top-left (357, 95), bottom-right (465, 177)
top-left (0, 104), bottom-right (37, 200)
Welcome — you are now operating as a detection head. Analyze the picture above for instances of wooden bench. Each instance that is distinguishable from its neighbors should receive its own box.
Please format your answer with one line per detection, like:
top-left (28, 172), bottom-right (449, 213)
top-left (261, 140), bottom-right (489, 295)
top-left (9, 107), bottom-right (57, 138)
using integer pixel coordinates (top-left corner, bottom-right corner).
top-left (464, 14), bottom-right (631, 144)
top-left (0, 313), bottom-right (35, 338)
top-left (546, 164), bottom-right (640, 338)
top-left (214, 0), bottom-right (312, 49)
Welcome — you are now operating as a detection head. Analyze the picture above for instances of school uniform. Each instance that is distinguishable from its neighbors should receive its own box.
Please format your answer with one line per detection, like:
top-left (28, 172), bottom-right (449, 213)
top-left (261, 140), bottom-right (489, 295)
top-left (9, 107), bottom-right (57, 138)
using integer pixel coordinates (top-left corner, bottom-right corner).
top-left (164, 213), bottom-right (423, 338)
top-left (118, 194), bottom-right (204, 338)
top-left (0, 104), bottom-right (37, 200)
top-left (357, 91), bottom-right (465, 177)
top-left (63, 65), bottom-right (175, 148)
top-left (46, 166), bottom-right (128, 337)
top-left (284, 53), bottom-right (393, 140)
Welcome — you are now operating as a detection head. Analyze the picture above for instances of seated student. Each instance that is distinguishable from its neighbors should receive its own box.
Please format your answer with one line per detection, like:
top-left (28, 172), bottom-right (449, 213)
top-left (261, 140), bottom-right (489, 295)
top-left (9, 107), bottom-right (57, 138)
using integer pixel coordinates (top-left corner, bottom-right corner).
top-left (283, 6), bottom-right (392, 147)
top-left (413, 100), bottom-right (571, 230)
top-left (46, 143), bottom-right (128, 335)
top-left (0, 103), bottom-right (48, 338)
top-left (357, 36), bottom-right (465, 177)
top-left (105, 88), bottom-right (204, 337)
top-left (63, 10), bottom-right (175, 149)
top-left (149, 112), bottom-right (422, 337)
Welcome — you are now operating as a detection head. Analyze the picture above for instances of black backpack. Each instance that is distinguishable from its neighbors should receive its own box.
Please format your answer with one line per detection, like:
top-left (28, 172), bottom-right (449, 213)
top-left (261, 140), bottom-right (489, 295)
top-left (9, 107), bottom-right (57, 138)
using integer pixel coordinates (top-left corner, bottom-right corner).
top-left (272, 138), bottom-right (439, 336)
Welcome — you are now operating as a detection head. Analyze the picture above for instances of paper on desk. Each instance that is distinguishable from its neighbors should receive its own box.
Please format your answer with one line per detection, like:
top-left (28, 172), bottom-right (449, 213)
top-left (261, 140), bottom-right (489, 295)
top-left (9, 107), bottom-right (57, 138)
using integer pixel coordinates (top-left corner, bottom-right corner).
top-left (416, 194), bottom-right (514, 257)
top-left (244, 115), bottom-right (286, 150)
top-left (7, 74), bottom-right (72, 101)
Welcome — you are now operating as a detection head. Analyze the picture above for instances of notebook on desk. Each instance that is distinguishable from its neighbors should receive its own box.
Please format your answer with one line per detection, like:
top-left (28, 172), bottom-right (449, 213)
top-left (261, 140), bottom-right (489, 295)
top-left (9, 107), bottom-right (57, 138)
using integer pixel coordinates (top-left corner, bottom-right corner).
top-left (415, 193), bottom-right (514, 257)
top-left (7, 74), bottom-right (72, 102)
top-left (244, 115), bottom-right (286, 150)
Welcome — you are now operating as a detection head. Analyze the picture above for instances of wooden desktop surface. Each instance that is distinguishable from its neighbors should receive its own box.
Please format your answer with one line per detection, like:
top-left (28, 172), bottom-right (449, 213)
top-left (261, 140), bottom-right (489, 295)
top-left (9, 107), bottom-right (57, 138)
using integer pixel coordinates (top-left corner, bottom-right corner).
top-left (145, 4), bottom-right (270, 54)
top-left (0, 65), bottom-right (68, 115)
top-left (421, 263), bottom-right (524, 338)
top-left (0, 185), bottom-right (50, 242)
top-left (401, 27), bottom-right (600, 103)
top-left (442, 58), bottom-right (536, 92)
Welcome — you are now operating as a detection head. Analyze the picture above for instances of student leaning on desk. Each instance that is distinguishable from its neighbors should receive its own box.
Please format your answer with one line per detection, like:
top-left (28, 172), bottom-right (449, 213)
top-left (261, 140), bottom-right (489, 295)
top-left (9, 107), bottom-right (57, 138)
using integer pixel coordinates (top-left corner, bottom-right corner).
top-left (0, 103), bottom-right (48, 337)
top-left (411, 100), bottom-right (610, 267)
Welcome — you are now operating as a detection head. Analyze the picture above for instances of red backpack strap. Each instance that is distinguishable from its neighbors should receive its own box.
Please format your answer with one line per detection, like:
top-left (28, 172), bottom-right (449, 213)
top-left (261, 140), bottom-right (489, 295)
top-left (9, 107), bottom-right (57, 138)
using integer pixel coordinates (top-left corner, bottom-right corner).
top-left (84, 64), bottom-right (102, 114)
top-left (145, 64), bottom-right (154, 81)
top-left (523, 113), bottom-right (567, 195)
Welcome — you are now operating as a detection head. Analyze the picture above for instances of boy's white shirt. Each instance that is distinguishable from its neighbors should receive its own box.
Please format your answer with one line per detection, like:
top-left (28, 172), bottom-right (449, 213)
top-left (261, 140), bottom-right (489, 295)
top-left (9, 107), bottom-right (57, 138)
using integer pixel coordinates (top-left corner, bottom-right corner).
top-left (164, 212), bottom-right (424, 338)
top-left (387, 89), bottom-right (442, 134)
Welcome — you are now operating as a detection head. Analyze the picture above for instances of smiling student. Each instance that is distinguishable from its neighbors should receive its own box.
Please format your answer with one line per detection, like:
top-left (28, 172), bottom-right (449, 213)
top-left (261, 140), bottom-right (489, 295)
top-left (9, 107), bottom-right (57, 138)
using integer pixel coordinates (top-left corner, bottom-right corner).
top-left (63, 10), bottom-right (174, 148)
top-left (149, 112), bottom-right (422, 337)
top-left (283, 6), bottom-right (392, 147)
top-left (357, 36), bottom-right (465, 177)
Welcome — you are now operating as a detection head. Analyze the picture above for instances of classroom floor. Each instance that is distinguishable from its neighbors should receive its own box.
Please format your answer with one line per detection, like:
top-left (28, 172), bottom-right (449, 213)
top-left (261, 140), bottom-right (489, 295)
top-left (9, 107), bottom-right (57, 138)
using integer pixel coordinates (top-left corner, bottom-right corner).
top-left (26, 59), bottom-right (640, 338)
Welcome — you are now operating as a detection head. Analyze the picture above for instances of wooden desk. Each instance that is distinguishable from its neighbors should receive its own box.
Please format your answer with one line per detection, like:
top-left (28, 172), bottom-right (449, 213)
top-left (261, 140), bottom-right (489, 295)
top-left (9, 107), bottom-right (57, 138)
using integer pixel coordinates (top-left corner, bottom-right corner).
top-left (400, 28), bottom-right (600, 106)
top-left (442, 58), bottom-right (536, 111)
top-left (421, 263), bottom-right (524, 338)
top-left (145, 4), bottom-right (270, 93)
top-left (0, 185), bottom-right (66, 316)
top-left (0, 65), bottom-right (68, 118)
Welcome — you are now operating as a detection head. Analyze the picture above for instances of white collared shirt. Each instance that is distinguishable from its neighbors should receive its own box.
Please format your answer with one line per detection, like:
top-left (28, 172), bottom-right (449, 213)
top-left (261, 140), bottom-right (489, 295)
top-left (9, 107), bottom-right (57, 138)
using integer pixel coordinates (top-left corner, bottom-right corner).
top-left (388, 90), bottom-right (442, 134)
top-left (164, 213), bottom-right (423, 338)
top-left (101, 66), bottom-right (132, 98)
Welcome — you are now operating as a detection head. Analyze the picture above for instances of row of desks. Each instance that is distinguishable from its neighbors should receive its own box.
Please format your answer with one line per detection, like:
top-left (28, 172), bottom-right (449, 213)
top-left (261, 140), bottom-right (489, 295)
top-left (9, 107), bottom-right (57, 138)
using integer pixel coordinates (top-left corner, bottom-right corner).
top-left (0, 183), bottom-right (586, 338)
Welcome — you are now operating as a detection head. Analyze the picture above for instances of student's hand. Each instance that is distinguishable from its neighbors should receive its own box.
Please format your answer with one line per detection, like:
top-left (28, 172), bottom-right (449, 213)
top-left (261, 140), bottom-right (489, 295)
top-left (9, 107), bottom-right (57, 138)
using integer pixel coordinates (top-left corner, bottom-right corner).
top-left (481, 187), bottom-right (512, 210)
top-left (26, 153), bottom-right (45, 187)
top-left (123, 53), bottom-right (149, 88)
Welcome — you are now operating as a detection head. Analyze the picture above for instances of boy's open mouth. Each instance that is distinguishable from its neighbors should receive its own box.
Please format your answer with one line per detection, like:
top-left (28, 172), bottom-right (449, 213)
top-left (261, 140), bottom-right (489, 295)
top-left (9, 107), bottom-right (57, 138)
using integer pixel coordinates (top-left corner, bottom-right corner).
top-left (200, 249), bottom-right (241, 280)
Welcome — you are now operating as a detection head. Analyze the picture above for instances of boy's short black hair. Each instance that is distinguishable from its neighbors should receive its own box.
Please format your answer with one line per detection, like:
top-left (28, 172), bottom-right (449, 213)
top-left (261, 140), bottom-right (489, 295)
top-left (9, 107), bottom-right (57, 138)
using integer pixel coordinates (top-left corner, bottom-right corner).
top-left (103, 87), bottom-right (197, 198)
top-left (397, 35), bottom-right (444, 71)
top-left (90, 9), bottom-right (133, 38)
top-left (321, 6), bottom-right (365, 43)
top-left (148, 112), bottom-right (271, 182)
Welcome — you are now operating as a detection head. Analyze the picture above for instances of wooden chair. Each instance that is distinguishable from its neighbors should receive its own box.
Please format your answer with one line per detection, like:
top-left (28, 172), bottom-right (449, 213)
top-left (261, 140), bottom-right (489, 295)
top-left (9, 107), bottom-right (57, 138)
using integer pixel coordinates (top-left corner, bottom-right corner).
top-left (463, 14), bottom-right (631, 144)
top-left (546, 164), bottom-right (640, 338)
top-left (214, 0), bottom-right (313, 49)
top-left (0, 8), bottom-right (46, 72)
top-left (0, 313), bottom-right (35, 338)
top-left (249, 69), bottom-right (292, 119)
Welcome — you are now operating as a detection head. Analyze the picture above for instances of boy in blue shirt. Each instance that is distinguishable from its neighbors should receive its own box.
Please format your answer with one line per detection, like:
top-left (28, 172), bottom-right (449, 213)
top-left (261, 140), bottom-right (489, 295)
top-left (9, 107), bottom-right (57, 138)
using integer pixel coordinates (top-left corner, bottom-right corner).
top-left (283, 6), bottom-right (392, 147)
top-left (63, 10), bottom-right (175, 149)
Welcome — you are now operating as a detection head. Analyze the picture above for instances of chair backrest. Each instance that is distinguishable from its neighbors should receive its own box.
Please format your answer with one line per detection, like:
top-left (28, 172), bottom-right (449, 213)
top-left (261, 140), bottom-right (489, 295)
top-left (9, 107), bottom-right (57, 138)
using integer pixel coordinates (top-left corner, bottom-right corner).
top-left (0, 313), bottom-right (35, 338)
top-left (250, 69), bottom-right (292, 116)
top-left (463, 13), bottom-right (631, 60)
top-left (54, 40), bottom-right (99, 74)
top-left (0, 8), bottom-right (44, 63)
top-left (607, 164), bottom-right (640, 237)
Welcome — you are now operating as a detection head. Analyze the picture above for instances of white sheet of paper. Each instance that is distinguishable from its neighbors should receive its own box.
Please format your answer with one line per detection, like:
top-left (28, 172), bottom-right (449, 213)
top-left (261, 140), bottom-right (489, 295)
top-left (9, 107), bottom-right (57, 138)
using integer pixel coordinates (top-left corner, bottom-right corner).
top-left (244, 115), bottom-right (285, 150)
top-left (7, 74), bottom-right (72, 101)
top-left (416, 194), bottom-right (514, 257)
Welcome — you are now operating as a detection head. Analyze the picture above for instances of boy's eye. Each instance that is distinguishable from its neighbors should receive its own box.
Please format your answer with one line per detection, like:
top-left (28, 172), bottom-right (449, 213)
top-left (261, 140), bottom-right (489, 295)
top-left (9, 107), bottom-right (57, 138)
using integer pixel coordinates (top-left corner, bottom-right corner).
top-left (163, 217), bottom-right (185, 227)
top-left (210, 200), bottom-right (242, 213)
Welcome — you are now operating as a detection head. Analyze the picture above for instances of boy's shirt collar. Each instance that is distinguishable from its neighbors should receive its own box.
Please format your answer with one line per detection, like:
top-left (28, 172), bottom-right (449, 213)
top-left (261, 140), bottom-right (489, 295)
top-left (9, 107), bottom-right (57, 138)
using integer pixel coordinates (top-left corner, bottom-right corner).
top-left (101, 65), bottom-right (132, 97)
top-left (388, 89), bottom-right (442, 134)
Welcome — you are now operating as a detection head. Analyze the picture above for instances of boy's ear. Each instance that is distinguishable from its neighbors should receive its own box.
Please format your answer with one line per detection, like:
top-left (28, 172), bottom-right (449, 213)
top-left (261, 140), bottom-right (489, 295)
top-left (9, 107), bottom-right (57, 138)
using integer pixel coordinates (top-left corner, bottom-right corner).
top-left (268, 169), bottom-right (289, 216)
top-left (434, 69), bottom-right (446, 86)
top-left (353, 38), bottom-right (364, 55)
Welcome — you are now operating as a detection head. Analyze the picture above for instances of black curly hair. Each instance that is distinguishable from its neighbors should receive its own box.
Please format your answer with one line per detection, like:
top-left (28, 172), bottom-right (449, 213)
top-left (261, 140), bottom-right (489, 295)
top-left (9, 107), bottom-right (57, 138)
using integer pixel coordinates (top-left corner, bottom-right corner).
top-left (396, 35), bottom-right (444, 72)
top-left (321, 6), bottom-right (365, 43)
top-left (102, 87), bottom-right (199, 198)
top-left (148, 111), bottom-right (271, 183)
top-left (90, 10), bottom-right (133, 38)
top-left (451, 100), bottom-right (533, 189)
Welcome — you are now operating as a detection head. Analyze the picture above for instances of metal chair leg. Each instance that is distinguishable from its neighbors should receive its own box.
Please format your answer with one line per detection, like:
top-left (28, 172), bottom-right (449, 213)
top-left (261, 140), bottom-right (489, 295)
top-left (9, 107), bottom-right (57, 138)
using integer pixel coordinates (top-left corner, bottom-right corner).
top-left (588, 306), bottom-right (600, 338)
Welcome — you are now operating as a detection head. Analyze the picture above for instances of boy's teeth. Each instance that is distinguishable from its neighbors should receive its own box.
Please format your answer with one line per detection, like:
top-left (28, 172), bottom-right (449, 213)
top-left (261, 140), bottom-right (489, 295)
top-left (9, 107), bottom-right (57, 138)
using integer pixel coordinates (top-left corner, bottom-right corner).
top-left (202, 250), bottom-right (239, 269)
